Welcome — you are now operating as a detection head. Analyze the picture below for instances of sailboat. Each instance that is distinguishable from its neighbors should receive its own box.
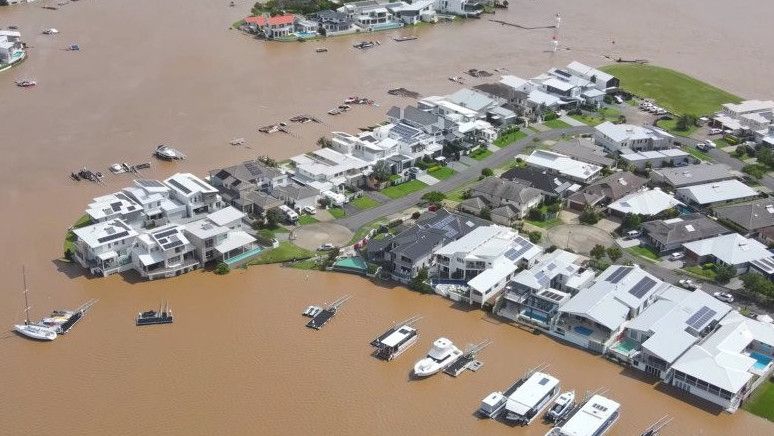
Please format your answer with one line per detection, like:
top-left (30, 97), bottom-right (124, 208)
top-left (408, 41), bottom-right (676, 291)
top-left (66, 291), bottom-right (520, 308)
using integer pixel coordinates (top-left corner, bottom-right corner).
top-left (13, 267), bottom-right (57, 341)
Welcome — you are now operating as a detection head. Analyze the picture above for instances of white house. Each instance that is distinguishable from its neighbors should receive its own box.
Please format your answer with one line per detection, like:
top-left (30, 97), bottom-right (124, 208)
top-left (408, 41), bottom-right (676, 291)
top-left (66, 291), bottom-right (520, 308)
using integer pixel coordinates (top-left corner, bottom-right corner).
top-left (164, 172), bottom-right (223, 219)
top-left (434, 0), bottom-right (484, 17)
top-left (72, 219), bottom-right (139, 277)
top-left (683, 233), bottom-right (774, 275)
top-left (524, 149), bottom-right (602, 184)
top-left (594, 121), bottom-right (674, 154)
top-left (0, 30), bottom-right (25, 66)
top-left (712, 99), bottom-right (774, 141)
top-left (183, 206), bottom-right (258, 267)
top-left (675, 180), bottom-right (759, 208)
top-left (132, 224), bottom-right (199, 280)
top-left (620, 149), bottom-right (692, 169)
top-left (607, 188), bottom-right (682, 217)
top-left (565, 61), bottom-right (620, 92)
top-left (290, 148), bottom-right (371, 191)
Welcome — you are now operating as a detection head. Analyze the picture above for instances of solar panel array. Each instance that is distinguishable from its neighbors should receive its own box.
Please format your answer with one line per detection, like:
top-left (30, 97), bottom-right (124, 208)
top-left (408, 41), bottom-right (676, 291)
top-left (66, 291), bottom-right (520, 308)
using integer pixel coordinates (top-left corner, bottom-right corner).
top-left (137, 179), bottom-right (165, 188)
top-left (392, 123), bottom-right (422, 142)
top-left (504, 239), bottom-right (533, 261)
top-left (629, 276), bottom-right (657, 298)
top-left (97, 230), bottom-right (129, 244)
top-left (153, 228), bottom-right (178, 239)
top-left (686, 306), bottom-right (717, 330)
top-left (534, 271), bottom-right (550, 287)
top-left (167, 178), bottom-right (191, 194)
top-left (607, 266), bottom-right (633, 284)
top-left (428, 214), bottom-right (459, 239)
top-left (539, 290), bottom-right (564, 302)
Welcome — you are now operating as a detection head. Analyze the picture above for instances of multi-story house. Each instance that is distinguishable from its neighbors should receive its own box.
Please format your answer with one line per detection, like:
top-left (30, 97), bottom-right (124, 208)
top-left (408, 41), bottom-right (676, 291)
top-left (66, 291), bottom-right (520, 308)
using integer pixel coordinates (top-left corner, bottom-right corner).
top-left (72, 219), bottom-right (139, 277)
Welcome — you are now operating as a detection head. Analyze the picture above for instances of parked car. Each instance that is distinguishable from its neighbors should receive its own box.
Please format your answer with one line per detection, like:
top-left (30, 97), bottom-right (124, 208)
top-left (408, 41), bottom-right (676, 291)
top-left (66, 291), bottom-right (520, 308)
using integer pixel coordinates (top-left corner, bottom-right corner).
top-left (625, 230), bottom-right (641, 239)
top-left (302, 206), bottom-right (316, 215)
top-left (705, 140), bottom-right (717, 148)
top-left (670, 252), bottom-right (686, 261)
top-left (696, 142), bottom-right (710, 152)
top-left (317, 243), bottom-right (335, 251)
top-left (713, 292), bottom-right (735, 303)
top-left (678, 279), bottom-right (698, 290)
top-left (708, 128), bottom-right (723, 135)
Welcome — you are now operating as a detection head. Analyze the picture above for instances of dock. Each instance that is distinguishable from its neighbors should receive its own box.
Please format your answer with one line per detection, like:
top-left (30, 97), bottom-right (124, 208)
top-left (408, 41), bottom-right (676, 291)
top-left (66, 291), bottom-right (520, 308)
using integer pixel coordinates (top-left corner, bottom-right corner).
top-left (641, 415), bottom-right (673, 436)
top-left (40, 299), bottom-right (98, 334)
top-left (306, 295), bottom-right (351, 330)
top-left (444, 339), bottom-right (492, 377)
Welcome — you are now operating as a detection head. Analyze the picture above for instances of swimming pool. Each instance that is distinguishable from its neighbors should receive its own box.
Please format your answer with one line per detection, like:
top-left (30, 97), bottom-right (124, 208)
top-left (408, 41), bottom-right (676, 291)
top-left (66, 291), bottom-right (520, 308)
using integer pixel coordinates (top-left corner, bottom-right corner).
top-left (749, 351), bottom-right (773, 371)
top-left (224, 246), bottom-right (264, 266)
top-left (520, 310), bottom-right (548, 324)
top-left (574, 326), bottom-right (594, 337)
top-left (333, 256), bottom-right (368, 272)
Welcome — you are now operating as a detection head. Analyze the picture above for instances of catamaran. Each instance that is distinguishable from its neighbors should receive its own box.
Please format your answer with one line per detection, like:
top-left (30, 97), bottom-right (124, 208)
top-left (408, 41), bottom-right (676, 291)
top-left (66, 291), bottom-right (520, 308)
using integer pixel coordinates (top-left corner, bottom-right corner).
top-left (412, 337), bottom-right (462, 377)
top-left (13, 268), bottom-right (57, 341)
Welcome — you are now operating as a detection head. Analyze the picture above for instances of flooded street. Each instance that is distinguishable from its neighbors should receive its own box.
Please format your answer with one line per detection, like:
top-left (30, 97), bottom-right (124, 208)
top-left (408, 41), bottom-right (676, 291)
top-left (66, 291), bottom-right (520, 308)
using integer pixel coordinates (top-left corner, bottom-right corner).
top-left (1, 0), bottom-right (774, 434)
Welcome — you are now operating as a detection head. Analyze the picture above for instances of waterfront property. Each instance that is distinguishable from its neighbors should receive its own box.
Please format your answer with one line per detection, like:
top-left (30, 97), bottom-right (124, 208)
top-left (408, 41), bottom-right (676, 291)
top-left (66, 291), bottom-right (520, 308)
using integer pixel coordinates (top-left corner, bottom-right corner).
top-left (593, 121), bottom-right (674, 154)
top-left (675, 180), bottom-right (760, 209)
top-left (711, 99), bottom-right (774, 144)
top-left (0, 30), bottom-right (25, 69)
top-left (208, 159), bottom-right (289, 214)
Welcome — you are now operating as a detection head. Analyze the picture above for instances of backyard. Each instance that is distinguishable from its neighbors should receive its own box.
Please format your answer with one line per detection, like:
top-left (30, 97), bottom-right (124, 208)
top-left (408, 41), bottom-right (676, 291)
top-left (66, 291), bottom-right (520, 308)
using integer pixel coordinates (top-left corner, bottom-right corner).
top-left (381, 179), bottom-right (428, 199)
top-left (684, 264), bottom-right (717, 280)
top-left (351, 196), bottom-right (380, 210)
top-left (543, 119), bottom-right (571, 129)
top-left (427, 166), bottom-right (455, 180)
top-left (569, 107), bottom-right (621, 126)
top-left (298, 215), bottom-right (319, 225)
top-left (328, 207), bottom-right (346, 218)
top-left (626, 245), bottom-right (660, 261)
top-left (655, 117), bottom-right (699, 137)
top-left (743, 380), bottom-right (774, 422)
top-left (599, 64), bottom-right (741, 116)
top-left (247, 241), bottom-right (314, 265)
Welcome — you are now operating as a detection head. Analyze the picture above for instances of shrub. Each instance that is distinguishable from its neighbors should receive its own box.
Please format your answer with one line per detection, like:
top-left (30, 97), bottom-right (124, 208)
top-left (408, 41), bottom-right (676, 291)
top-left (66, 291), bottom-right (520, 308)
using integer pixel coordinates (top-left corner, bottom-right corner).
top-left (715, 264), bottom-right (737, 284)
top-left (214, 263), bottom-right (230, 275)
top-left (422, 191), bottom-right (446, 204)
top-left (528, 231), bottom-right (542, 243)
top-left (480, 207), bottom-right (491, 220)
top-left (579, 206), bottom-right (600, 225)
top-left (606, 246), bottom-right (622, 262)
top-left (743, 164), bottom-right (768, 179)
top-left (590, 244), bottom-right (606, 259)
top-left (387, 219), bottom-right (404, 228)
top-left (603, 95), bottom-right (614, 104)
top-left (411, 211), bottom-right (421, 220)
top-left (543, 111), bottom-right (559, 121)
top-left (481, 168), bottom-right (494, 177)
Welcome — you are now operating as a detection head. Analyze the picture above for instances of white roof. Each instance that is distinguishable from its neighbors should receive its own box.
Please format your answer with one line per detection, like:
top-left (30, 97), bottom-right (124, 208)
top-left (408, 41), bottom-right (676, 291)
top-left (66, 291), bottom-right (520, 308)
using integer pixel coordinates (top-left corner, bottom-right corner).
top-left (566, 61), bottom-right (615, 85)
top-left (527, 89), bottom-right (562, 107)
top-left (512, 249), bottom-right (580, 290)
top-left (292, 148), bottom-right (370, 178)
top-left (558, 394), bottom-right (620, 436)
top-left (499, 75), bottom-right (530, 91)
top-left (676, 180), bottom-right (758, 205)
top-left (621, 149), bottom-right (688, 162)
top-left (595, 121), bottom-right (673, 143)
top-left (206, 206), bottom-right (245, 227)
top-left (446, 88), bottom-right (496, 112)
top-left (505, 372), bottom-right (560, 416)
top-left (73, 219), bottom-right (138, 248)
top-left (381, 325), bottom-right (416, 348)
top-left (525, 150), bottom-right (602, 181)
top-left (86, 192), bottom-right (141, 220)
top-left (683, 233), bottom-right (771, 266)
top-left (184, 217), bottom-right (229, 240)
top-left (214, 230), bottom-right (255, 254)
top-left (608, 188), bottom-right (681, 216)
top-left (722, 100), bottom-right (774, 115)
top-left (164, 173), bottom-right (218, 197)
top-left (672, 312), bottom-right (774, 393)
top-left (543, 77), bottom-right (576, 92)
top-left (435, 225), bottom-right (511, 257)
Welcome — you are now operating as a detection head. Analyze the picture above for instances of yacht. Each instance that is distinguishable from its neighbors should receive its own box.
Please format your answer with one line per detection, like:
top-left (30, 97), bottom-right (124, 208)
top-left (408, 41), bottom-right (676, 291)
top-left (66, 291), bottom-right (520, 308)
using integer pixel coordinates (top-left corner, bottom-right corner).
top-left (504, 371), bottom-right (561, 425)
top-left (545, 394), bottom-right (620, 436)
top-left (154, 144), bottom-right (185, 160)
top-left (412, 337), bottom-right (462, 377)
top-left (544, 391), bottom-right (576, 423)
top-left (13, 268), bottom-right (57, 341)
top-left (371, 316), bottom-right (421, 361)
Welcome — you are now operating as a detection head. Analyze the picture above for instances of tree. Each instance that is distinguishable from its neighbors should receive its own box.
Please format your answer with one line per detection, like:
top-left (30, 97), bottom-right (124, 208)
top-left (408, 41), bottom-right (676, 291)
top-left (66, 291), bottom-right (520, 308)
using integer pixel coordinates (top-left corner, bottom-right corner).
top-left (480, 207), bottom-right (491, 221)
top-left (528, 231), bottom-right (542, 244)
top-left (527, 208), bottom-right (545, 221)
top-left (410, 267), bottom-right (432, 293)
top-left (422, 191), bottom-right (446, 204)
top-left (714, 264), bottom-right (737, 284)
top-left (621, 213), bottom-right (642, 231)
top-left (742, 164), bottom-right (767, 179)
top-left (372, 160), bottom-right (392, 182)
top-left (757, 147), bottom-right (774, 169)
top-left (590, 244), bottom-right (606, 259)
top-left (411, 211), bottom-right (421, 220)
top-left (740, 273), bottom-right (774, 298)
top-left (317, 136), bottom-right (333, 148)
top-left (579, 206), bottom-right (599, 225)
top-left (481, 167), bottom-right (494, 177)
top-left (675, 114), bottom-right (697, 131)
top-left (266, 208), bottom-right (284, 228)
top-left (214, 262), bottom-right (230, 275)
top-left (606, 246), bottom-right (622, 262)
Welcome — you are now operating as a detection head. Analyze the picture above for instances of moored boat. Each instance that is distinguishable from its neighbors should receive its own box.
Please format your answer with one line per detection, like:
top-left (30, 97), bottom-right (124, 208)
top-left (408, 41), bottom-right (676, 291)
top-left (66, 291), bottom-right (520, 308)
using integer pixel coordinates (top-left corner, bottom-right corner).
top-left (370, 315), bottom-right (421, 361)
top-left (544, 390), bottom-right (575, 423)
top-left (15, 79), bottom-right (36, 87)
top-left (393, 35), bottom-right (417, 42)
top-left (136, 302), bottom-right (174, 326)
top-left (412, 337), bottom-right (462, 377)
top-left (545, 394), bottom-right (620, 436)
top-left (154, 144), bottom-right (185, 160)
top-left (503, 371), bottom-right (561, 425)
top-left (13, 267), bottom-right (57, 342)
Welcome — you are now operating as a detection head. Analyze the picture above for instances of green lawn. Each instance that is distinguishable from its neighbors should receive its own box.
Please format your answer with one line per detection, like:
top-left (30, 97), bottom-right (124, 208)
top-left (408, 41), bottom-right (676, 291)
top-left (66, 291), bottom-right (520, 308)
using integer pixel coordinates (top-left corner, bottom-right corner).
top-left (544, 119), bottom-right (571, 129)
top-left (298, 215), bottom-right (319, 225)
top-left (525, 218), bottom-right (560, 229)
top-left (684, 265), bottom-right (717, 280)
top-left (683, 145), bottom-right (713, 162)
top-left (570, 113), bottom-right (606, 126)
top-left (570, 107), bottom-right (621, 126)
top-left (493, 130), bottom-right (528, 147)
top-left (427, 166), bottom-right (455, 180)
top-left (64, 214), bottom-right (92, 257)
top-left (470, 148), bottom-right (493, 161)
top-left (349, 219), bottom-right (388, 244)
top-left (445, 180), bottom-right (479, 202)
top-left (351, 196), bottom-right (380, 210)
top-left (381, 179), bottom-right (428, 199)
top-left (655, 118), bottom-right (699, 137)
top-left (627, 246), bottom-right (660, 260)
top-left (247, 241), bottom-right (314, 265)
top-left (744, 380), bottom-right (774, 422)
top-left (328, 207), bottom-right (346, 218)
top-left (599, 64), bottom-right (741, 116)
top-left (289, 258), bottom-right (320, 270)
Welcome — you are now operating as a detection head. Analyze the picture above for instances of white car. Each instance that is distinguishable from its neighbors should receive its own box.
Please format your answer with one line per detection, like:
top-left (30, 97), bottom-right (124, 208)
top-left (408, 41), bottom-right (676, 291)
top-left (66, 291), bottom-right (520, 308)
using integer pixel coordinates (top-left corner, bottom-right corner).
top-left (670, 252), bottom-right (686, 261)
top-left (302, 206), bottom-right (316, 215)
top-left (625, 230), bottom-right (641, 239)
top-left (678, 279), bottom-right (697, 290)
top-left (713, 292), bottom-right (735, 303)
top-left (613, 95), bottom-right (624, 104)
top-left (708, 128), bottom-right (723, 135)
top-left (317, 243), bottom-right (335, 251)
top-left (705, 140), bottom-right (717, 148)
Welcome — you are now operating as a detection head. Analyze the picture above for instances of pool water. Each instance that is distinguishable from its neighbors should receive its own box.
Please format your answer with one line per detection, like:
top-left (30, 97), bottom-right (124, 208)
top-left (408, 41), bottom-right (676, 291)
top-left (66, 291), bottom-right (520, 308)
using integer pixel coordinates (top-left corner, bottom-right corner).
top-left (520, 310), bottom-right (548, 324)
top-left (333, 257), bottom-right (368, 272)
top-left (224, 246), bottom-right (264, 266)
top-left (613, 338), bottom-right (638, 354)
top-left (574, 326), bottom-right (594, 337)
top-left (749, 351), bottom-right (773, 371)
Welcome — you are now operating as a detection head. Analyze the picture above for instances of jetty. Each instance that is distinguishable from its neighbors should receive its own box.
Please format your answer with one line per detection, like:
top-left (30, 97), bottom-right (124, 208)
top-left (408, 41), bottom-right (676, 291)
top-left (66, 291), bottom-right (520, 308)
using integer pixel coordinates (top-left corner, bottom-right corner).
top-left (370, 314), bottom-right (422, 360)
top-left (488, 19), bottom-right (556, 30)
top-left (641, 415), bottom-right (673, 436)
top-left (444, 338), bottom-right (492, 377)
top-left (306, 295), bottom-right (351, 330)
top-left (38, 299), bottom-right (98, 334)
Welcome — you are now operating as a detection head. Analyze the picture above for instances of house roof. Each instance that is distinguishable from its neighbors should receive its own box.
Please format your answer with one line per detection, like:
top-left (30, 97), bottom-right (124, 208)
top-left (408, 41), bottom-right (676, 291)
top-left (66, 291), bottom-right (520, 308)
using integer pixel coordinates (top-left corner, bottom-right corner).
top-left (608, 188), bottom-right (681, 216)
top-left (388, 210), bottom-right (487, 262)
top-left (566, 61), bottom-right (615, 85)
top-left (245, 191), bottom-right (284, 210)
top-left (642, 214), bottom-right (731, 247)
top-left (551, 139), bottom-right (615, 167)
top-left (501, 166), bottom-right (575, 196)
top-left (568, 171), bottom-right (647, 206)
top-left (207, 206), bottom-right (245, 227)
top-left (595, 121), bottom-right (673, 143)
top-left (245, 14), bottom-right (296, 26)
top-left (473, 82), bottom-right (519, 101)
top-left (511, 249), bottom-right (581, 290)
top-left (446, 88), bottom-right (497, 113)
top-left (653, 164), bottom-right (734, 187)
top-left (73, 219), bottom-right (138, 248)
top-left (273, 183), bottom-right (319, 201)
top-left (683, 233), bottom-right (772, 266)
top-left (211, 160), bottom-right (283, 184)
top-left (525, 149), bottom-right (602, 182)
top-left (713, 198), bottom-right (774, 231)
top-left (676, 180), bottom-right (758, 205)
top-left (471, 177), bottom-right (543, 206)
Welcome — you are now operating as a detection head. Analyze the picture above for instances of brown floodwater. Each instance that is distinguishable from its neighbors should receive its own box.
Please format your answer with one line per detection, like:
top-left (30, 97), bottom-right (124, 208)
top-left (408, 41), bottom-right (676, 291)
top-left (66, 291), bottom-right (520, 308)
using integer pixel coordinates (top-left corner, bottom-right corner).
top-left (1, 0), bottom-right (773, 434)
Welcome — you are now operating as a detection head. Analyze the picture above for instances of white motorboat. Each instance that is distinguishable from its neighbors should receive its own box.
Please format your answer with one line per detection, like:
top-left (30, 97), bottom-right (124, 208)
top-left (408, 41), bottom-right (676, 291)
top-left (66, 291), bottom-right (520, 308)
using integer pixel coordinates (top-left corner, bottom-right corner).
top-left (544, 390), bottom-right (575, 423)
top-left (154, 144), bottom-right (185, 160)
top-left (42, 28), bottom-right (59, 35)
top-left (13, 268), bottom-right (57, 342)
top-left (412, 337), bottom-right (462, 377)
top-left (545, 394), bottom-right (620, 436)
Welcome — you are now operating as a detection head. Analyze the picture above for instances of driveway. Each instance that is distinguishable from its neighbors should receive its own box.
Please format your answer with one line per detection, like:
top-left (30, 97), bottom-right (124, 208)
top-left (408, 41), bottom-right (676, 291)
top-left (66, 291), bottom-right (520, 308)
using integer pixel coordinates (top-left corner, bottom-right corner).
top-left (546, 224), bottom-right (615, 255)
top-left (416, 174), bottom-right (440, 185)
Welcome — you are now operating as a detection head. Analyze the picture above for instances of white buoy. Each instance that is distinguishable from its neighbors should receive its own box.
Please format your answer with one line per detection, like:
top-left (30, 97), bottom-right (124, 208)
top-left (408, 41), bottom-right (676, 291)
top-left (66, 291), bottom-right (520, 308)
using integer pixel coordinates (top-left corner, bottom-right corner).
top-left (555, 13), bottom-right (561, 28)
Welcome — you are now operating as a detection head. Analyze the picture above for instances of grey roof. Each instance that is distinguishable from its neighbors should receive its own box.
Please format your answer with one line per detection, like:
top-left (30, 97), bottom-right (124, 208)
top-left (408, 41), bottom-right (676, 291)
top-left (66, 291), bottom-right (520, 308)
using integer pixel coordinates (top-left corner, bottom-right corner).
top-left (246, 191), bottom-right (283, 210)
top-left (272, 183), bottom-right (319, 201)
top-left (471, 177), bottom-right (543, 206)
top-left (446, 88), bottom-right (497, 113)
top-left (552, 140), bottom-right (615, 167)
top-left (642, 214), bottom-right (731, 247)
top-left (473, 83), bottom-right (520, 102)
top-left (211, 160), bottom-right (283, 184)
top-left (501, 166), bottom-right (574, 196)
top-left (459, 197), bottom-right (487, 210)
top-left (714, 198), bottom-right (774, 232)
top-left (567, 171), bottom-right (646, 206)
top-left (653, 164), bottom-right (734, 187)
top-left (491, 205), bottom-right (519, 219)
top-left (385, 209), bottom-right (487, 262)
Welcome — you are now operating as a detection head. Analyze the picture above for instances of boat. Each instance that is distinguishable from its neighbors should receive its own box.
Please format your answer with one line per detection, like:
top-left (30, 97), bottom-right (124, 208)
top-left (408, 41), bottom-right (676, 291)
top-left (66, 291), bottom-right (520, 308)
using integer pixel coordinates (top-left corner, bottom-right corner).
top-left (229, 137), bottom-right (246, 146)
top-left (545, 394), bottom-right (620, 436)
top-left (353, 41), bottom-right (377, 49)
top-left (154, 144), bottom-right (185, 160)
top-left (42, 28), bottom-right (59, 35)
top-left (132, 162), bottom-right (151, 171)
top-left (503, 371), bottom-right (561, 425)
top-left (302, 305), bottom-right (322, 317)
top-left (448, 76), bottom-right (464, 84)
top-left (370, 315), bottom-right (421, 361)
top-left (136, 302), bottom-right (174, 326)
top-left (71, 168), bottom-right (102, 182)
top-left (38, 299), bottom-right (97, 334)
top-left (13, 268), bottom-right (57, 342)
top-left (544, 391), bottom-right (576, 423)
top-left (67, 44), bottom-right (80, 51)
top-left (327, 108), bottom-right (341, 116)
top-left (109, 163), bottom-right (127, 174)
top-left (15, 79), bottom-right (36, 87)
top-left (305, 295), bottom-right (351, 330)
top-left (412, 337), bottom-right (462, 377)
top-left (315, 47), bottom-right (328, 53)
top-left (393, 35), bottom-right (417, 42)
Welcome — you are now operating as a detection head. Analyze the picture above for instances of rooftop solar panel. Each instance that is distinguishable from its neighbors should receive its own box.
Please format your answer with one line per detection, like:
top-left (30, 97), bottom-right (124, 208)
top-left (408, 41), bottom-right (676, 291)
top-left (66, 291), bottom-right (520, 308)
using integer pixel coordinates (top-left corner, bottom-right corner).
top-left (167, 178), bottom-right (191, 194)
top-left (153, 228), bottom-right (178, 239)
top-left (607, 266), bottom-right (633, 284)
top-left (686, 306), bottom-right (718, 330)
top-left (137, 179), bottom-right (165, 188)
top-left (97, 231), bottom-right (129, 244)
top-left (629, 276), bottom-right (657, 298)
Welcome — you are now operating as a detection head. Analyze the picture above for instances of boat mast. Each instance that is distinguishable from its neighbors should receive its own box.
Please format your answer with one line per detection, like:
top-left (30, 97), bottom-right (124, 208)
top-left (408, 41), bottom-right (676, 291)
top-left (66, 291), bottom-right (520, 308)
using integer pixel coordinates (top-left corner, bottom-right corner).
top-left (22, 266), bottom-right (31, 325)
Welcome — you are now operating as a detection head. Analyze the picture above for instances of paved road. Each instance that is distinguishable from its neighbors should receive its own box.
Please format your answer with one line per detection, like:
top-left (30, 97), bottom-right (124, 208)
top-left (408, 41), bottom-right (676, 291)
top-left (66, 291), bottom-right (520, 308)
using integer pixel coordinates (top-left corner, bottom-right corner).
top-left (338, 126), bottom-right (594, 231)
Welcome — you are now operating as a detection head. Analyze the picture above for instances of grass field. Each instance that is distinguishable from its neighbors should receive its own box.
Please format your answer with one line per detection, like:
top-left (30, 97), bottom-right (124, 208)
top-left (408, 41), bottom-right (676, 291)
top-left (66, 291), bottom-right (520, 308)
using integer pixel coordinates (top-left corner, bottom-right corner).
top-left (599, 64), bottom-right (741, 116)
top-left (247, 241), bottom-right (314, 265)
top-left (744, 380), bottom-right (774, 422)
top-left (525, 218), bottom-right (560, 229)
top-left (544, 119), bottom-right (571, 129)
top-left (470, 148), bottom-right (493, 161)
top-left (328, 207), bottom-right (346, 219)
top-left (683, 145), bottom-right (713, 162)
top-left (627, 246), bottom-right (660, 260)
top-left (684, 264), bottom-right (717, 280)
top-left (493, 130), bottom-right (528, 147)
top-left (655, 118), bottom-right (699, 137)
top-left (428, 166), bottom-right (455, 180)
top-left (297, 215), bottom-right (319, 225)
top-left (569, 107), bottom-right (621, 126)
top-left (381, 179), bottom-right (428, 199)
top-left (351, 196), bottom-right (380, 210)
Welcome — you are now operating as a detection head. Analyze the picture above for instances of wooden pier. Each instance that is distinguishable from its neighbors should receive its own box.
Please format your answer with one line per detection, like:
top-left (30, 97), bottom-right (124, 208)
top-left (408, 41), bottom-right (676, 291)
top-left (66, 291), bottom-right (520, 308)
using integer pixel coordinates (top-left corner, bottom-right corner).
top-left (444, 339), bottom-right (493, 377)
top-left (57, 299), bottom-right (98, 334)
top-left (306, 295), bottom-right (351, 330)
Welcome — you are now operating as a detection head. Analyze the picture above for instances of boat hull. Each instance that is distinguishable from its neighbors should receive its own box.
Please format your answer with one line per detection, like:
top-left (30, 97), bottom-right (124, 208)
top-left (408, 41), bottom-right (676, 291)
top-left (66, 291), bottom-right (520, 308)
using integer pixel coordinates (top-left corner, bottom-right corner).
top-left (14, 324), bottom-right (57, 341)
top-left (412, 350), bottom-right (462, 377)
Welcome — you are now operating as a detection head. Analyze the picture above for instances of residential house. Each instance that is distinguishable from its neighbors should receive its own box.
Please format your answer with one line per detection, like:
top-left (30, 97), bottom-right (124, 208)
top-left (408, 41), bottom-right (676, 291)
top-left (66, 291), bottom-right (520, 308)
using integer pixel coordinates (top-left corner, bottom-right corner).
top-left (71, 219), bottom-right (139, 277)
top-left (386, 105), bottom-right (448, 142)
top-left (272, 183), bottom-right (320, 211)
top-left (290, 148), bottom-right (371, 192)
top-left (338, 1), bottom-right (398, 30)
top-left (712, 100), bottom-right (774, 143)
top-left (524, 149), bottom-right (602, 184)
top-left (244, 14), bottom-right (297, 38)
top-left (552, 265), bottom-right (669, 353)
top-left (676, 180), bottom-right (759, 208)
top-left (651, 164), bottom-right (735, 188)
top-left (459, 177), bottom-right (544, 225)
top-left (433, 225), bottom-right (543, 306)
top-left (641, 214), bottom-right (731, 255)
top-left (183, 206), bottom-right (258, 268)
top-left (620, 149), bottom-right (693, 169)
top-left (498, 249), bottom-right (596, 329)
top-left (714, 198), bottom-right (774, 238)
top-left (501, 166), bottom-right (579, 199)
top-left (565, 61), bottom-right (620, 92)
top-left (683, 233), bottom-right (774, 275)
top-left (132, 224), bottom-right (199, 280)
top-left (594, 122), bottom-right (674, 154)
top-left (669, 312), bottom-right (774, 411)
top-left (567, 172), bottom-right (647, 210)
top-left (434, 0), bottom-right (485, 17)
top-left (311, 10), bottom-right (355, 34)
top-left (607, 188), bottom-right (682, 218)
top-left (387, 0), bottom-right (437, 24)
top-left (164, 173), bottom-right (224, 219)
top-left (0, 30), bottom-right (24, 66)
top-left (608, 287), bottom-right (731, 379)
top-left (208, 160), bottom-right (288, 214)
top-left (551, 139), bottom-right (616, 168)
